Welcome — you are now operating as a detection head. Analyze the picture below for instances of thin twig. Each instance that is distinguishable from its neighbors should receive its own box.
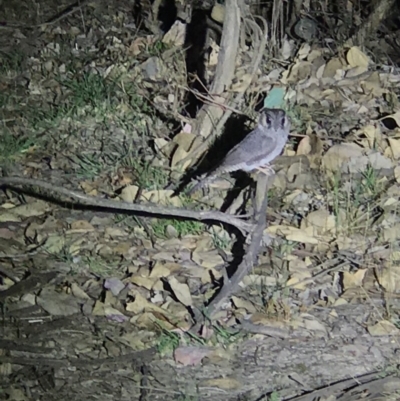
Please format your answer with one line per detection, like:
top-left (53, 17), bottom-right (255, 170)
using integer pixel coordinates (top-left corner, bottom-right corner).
top-left (0, 177), bottom-right (253, 234)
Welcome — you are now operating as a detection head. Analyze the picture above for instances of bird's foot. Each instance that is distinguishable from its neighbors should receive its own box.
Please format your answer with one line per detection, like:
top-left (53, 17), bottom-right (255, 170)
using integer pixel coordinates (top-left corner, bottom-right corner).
top-left (255, 164), bottom-right (275, 175)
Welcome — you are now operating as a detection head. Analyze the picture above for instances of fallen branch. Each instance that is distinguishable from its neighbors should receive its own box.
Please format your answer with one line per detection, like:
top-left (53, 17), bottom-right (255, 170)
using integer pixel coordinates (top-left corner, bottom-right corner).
top-left (207, 173), bottom-right (271, 316)
top-left (0, 177), bottom-right (254, 234)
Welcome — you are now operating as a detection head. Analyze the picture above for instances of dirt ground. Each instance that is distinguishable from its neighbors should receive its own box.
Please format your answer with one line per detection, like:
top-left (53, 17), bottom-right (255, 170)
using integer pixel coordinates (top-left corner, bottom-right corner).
top-left (1, 1), bottom-right (400, 400)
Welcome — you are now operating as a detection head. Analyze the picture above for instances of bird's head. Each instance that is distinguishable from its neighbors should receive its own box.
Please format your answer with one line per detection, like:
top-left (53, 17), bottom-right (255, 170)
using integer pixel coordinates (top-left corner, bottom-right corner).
top-left (258, 108), bottom-right (290, 133)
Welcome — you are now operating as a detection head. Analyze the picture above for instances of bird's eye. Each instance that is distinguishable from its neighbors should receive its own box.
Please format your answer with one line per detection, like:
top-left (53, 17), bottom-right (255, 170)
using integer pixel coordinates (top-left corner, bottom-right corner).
top-left (266, 117), bottom-right (271, 125)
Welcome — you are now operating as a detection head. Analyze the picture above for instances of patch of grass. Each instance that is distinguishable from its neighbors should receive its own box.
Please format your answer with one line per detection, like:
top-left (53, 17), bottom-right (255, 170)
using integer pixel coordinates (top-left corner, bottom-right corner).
top-left (152, 218), bottom-right (204, 239)
top-left (210, 227), bottom-right (231, 250)
top-left (0, 130), bottom-right (37, 161)
top-left (59, 71), bottom-right (118, 117)
top-left (149, 194), bottom-right (206, 239)
top-left (147, 39), bottom-right (169, 56)
top-left (211, 322), bottom-right (245, 346)
top-left (26, 101), bottom-right (71, 131)
top-left (23, 72), bottom-right (128, 131)
top-left (117, 81), bottom-right (154, 126)
top-left (47, 245), bottom-right (75, 264)
top-left (0, 50), bottom-right (26, 75)
top-left (360, 164), bottom-right (381, 196)
top-left (123, 159), bottom-right (169, 190)
top-left (327, 166), bottom-right (383, 235)
top-left (156, 328), bottom-right (180, 356)
top-left (82, 255), bottom-right (119, 277)
top-left (267, 391), bottom-right (281, 401)
top-left (69, 152), bottom-right (105, 178)
top-left (156, 322), bottom-right (206, 357)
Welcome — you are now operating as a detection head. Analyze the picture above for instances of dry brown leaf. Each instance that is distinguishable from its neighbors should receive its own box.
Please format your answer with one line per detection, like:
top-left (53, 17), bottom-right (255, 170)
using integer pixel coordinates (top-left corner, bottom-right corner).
top-left (191, 250), bottom-right (224, 268)
top-left (367, 151), bottom-right (392, 170)
top-left (162, 20), bottom-right (186, 47)
top-left (376, 261), bottom-right (400, 293)
top-left (79, 181), bottom-right (98, 196)
top-left (285, 60), bottom-right (312, 83)
top-left (208, 40), bottom-right (220, 66)
top-left (297, 43), bottom-right (311, 60)
top-left (171, 146), bottom-right (190, 170)
top-left (186, 265), bottom-right (222, 283)
top-left (231, 296), bottom-right (257, 313)
top-left (141, 189), bottom-right (182, 207)
top-left (104, 306), bottom-right (129, 321)
top-left (131, 276), bottom-right (163, 291)
top-left (113, 241), bottom-right (134, 256)
top-left (231, 74), bottom-right (253, 92)
top-left (211, 3), bottom-right (225, 23)
top-left (336, 235), bottom-right (369, 252)
top-left (394, 167), bottom-right (400, 183)
top-left (41, 234), bottom-right (66, 254)
top-left (104, 227), bottom-right (128, 238)
top-left (359, 124), bottom-right (385, 150)
top-left (296, 313), bottom-right (328, 335)
top-left (346, 46), bottom-right (370, 69)
top-left (202, 377), bottom-right (241, 390)
top-left (296, 135), bottom-right (312, 155)
top-left (1, 201), bottom-right (18, 209)
top-left (120, 185), bottom-right (139, 203)
top-left (37, 288), bottom-right (80, 316)
top-left (286, 162), bottom-right (309, 183)
top-left (342, 269), bottom-right (367, 290)
top-left (69, 220), bottom-right (95, 233)
top-left (126, 292), bottom-right (167, 314)
top-left (70, 283), bottom-right (91, 300)
top-left (382, 224), bottom-right (400, 242)
top-left (249, 313), bottom-right (287, 328)
top-left (174, 346), bottom-right (212, 366)
top-left (323, 58), bottom-right (344, 78)
top-left (152, 251), bottom-right (176, 261)
top-left (301, 209), bottom-right (335, 236)
top-left (286, 258), bottom-right (313, 289)
top-left (367, 320), bottom-right (400, 336)
top-left (0, 211), bottom-right (22, 223)
top-left (5, 201), bottom-right (50, 218)
top-left (5, 388), bottom-right (25, 399)
top-left (386, 138), bottom-right (400, 160)
top-left (154, 137), bottom-right (172, 155)
top-left (128, 37), bottom-right (148, 56)
top-left (281, 36), bottom-right (295, 60)
top-left (133, 311), bottom-right (168, 330)
top-left (322, 143), bottom-right (365, 173)
top-left (361, 71), bottom-right (385, 96)
top-left (172, 132), bottom-right (197, 151)
top-left (150, 261), bottom-right (180, 278)
top-left (266, 225), bottom-right (319, 244)
top-left (167, 276), bottom-right (193, 307)
top-left (0, 227), bottom-right (16, 239)
top-left (345, 65), bottom-right (368, 77)
top-left (194, 236), bottom-right (213, 252)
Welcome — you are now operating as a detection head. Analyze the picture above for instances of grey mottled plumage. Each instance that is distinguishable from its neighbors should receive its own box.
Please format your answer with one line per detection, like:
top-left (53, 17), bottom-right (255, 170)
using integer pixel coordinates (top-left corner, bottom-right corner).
top-left (188, 109), bottom-right (290, 195)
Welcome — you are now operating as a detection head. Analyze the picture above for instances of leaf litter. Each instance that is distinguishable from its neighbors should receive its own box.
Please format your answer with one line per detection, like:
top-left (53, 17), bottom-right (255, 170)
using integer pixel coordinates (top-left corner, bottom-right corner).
top-left (1, 0), bottom-right (400, 399)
